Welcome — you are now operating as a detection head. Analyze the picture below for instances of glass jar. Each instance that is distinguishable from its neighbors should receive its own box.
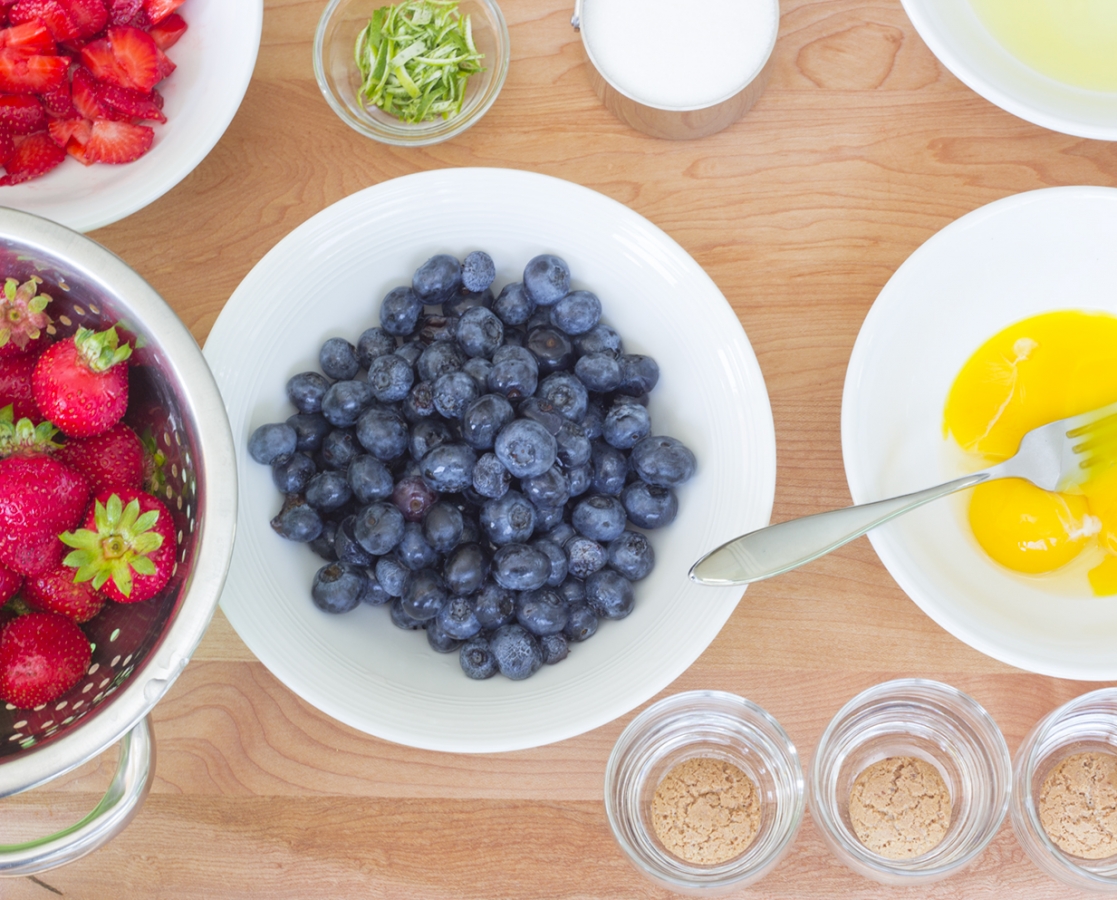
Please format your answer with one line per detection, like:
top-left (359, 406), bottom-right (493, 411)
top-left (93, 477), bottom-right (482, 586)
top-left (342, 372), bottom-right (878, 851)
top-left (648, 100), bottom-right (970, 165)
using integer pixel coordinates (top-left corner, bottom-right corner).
top-left (809, 678), bottom-right (1010, 885)
top-left (604, 690), bottom-right (804, 894)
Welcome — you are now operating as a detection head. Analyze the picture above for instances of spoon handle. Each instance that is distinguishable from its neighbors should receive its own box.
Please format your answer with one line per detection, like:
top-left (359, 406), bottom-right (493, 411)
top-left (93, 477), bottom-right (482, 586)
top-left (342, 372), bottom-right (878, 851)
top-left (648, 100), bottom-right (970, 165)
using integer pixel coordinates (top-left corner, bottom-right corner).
top-left (689, 473), bottom-right (989, 586)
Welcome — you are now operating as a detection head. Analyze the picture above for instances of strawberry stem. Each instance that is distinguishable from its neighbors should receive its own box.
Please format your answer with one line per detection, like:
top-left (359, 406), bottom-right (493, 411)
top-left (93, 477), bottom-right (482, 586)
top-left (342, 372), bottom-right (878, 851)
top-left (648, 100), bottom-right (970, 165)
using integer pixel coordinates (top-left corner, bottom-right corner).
top-left (73, 325), bottom-right (133, 373)
top-left (60, 494), bottom-right (164, 598)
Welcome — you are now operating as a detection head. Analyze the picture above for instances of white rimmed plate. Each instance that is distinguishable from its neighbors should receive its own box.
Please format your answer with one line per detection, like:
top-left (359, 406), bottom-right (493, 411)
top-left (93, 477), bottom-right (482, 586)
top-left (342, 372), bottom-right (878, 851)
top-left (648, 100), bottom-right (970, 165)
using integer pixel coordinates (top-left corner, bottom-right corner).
top-left (203, 168), bottom-right (776, 753)
top-left (0, 0), bottom-right (263, 233)
top-left (842, 185), bottom-right (1117, 680)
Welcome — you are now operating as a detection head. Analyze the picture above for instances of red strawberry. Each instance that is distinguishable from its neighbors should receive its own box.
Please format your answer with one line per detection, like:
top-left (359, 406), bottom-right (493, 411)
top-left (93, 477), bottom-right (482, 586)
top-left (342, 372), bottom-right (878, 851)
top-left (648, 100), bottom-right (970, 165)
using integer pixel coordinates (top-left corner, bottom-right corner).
top-left (31, 325), bottom-right (131, 437)
top-left (61, 486), bottom-right (174, 602)
top-left (0, 357), bottom-right (42, 419)
top-left (0, 94), bottom-right (46, 134)
top-left (105, 0), bottom-right (145, 27)
top-left (7, 0), bottom-right (78, 42)
top-left (146, 11), bottom-right (183, 50)
top-left (0, 610), bottom-right (90, 707)
top-left (84, 116), bottom-right (151, 162)
top-left (141, 0), bottom-right (179, 26)
top-left (0, 454), bottom-right (89, 577)
top-left (24, 564), bottom-right (104, 621)
top-left (56, 0), bottom-right (106, 39)
top-left (0, 406), bottom-right (63, 457)
top-left (0, 131), bottom-right (66, 184)
top-left (56, 421), bottom-right (144, 492)
top-left (0, 562), bottom-right (20, 604)
top-left (0, 126), bottom-right (13, 166)
top-left (47, 113), bottom-right (89, 148)
top-left (0, 275), bottom-right (52, 358)
top-left (69, 63), bottom-right (103, 118)
top-left (81, 25), bottom-right (159, 91)
top-left (96, 81), bottom-right (163, 122)
top-left (38, 74), bottom-right (75, 116)
top-left (0, 48), bottom-right (69, 94)
top-left (0, 19), bottom-right (57, 56)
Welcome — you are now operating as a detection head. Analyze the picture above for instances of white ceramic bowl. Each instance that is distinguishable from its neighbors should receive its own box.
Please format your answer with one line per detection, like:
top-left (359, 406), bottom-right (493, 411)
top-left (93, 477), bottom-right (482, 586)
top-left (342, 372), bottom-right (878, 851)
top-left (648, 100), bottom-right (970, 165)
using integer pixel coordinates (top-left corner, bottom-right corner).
top-left (0, 0), bottom-right (263, 232)
top-left (842, 185), bottom-right (1117, 681)
top-left (204, 168), bottom-right (776, 753)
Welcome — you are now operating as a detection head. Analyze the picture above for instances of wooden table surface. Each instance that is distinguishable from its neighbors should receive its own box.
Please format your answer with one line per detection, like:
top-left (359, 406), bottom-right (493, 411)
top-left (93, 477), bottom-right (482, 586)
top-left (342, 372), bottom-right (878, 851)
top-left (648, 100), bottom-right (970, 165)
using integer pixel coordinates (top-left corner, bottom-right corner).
top-left (6, 0), bottom-right (1117, 897)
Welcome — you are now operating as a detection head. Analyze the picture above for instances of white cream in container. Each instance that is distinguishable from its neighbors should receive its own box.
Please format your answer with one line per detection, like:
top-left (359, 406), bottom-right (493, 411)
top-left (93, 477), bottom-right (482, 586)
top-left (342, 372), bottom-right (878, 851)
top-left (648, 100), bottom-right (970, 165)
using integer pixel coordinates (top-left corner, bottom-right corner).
top-left (573, 0), bottom-right (780, 139)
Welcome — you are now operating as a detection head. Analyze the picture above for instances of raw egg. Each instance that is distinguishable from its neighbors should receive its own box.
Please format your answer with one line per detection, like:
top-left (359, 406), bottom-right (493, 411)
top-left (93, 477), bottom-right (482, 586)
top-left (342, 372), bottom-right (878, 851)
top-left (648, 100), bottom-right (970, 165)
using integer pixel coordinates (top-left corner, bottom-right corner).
top-left (944, 310), bottom-right (1117, 591)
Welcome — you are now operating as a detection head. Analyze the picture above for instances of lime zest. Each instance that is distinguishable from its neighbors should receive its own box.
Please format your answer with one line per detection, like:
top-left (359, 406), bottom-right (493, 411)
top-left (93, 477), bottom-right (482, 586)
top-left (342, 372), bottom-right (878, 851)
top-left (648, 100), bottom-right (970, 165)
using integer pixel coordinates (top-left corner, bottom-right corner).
top-left (354, 0), bottom-right (485, 124)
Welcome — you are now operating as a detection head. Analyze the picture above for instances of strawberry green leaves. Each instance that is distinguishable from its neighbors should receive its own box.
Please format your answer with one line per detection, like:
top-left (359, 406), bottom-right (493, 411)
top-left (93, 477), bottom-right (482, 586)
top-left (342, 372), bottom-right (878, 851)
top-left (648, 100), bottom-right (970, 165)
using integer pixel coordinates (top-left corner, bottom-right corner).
top-left (60, 493), bottom-right (164, 598)
top-left (0, 276), bottom-right (51, 352)
top-left (73, 324), bottom-right (133, 373)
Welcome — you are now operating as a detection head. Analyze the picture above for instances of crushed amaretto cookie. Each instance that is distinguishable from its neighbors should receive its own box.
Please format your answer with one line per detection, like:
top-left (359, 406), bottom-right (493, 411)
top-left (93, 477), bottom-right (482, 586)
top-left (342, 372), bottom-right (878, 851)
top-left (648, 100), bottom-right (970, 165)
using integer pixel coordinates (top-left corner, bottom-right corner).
top-left (1039, 751), bottom-right (1117, 859)
top-left (848, 756), bottom-right (952, 859)
top-left (651, 756), bottom-right (762, 865)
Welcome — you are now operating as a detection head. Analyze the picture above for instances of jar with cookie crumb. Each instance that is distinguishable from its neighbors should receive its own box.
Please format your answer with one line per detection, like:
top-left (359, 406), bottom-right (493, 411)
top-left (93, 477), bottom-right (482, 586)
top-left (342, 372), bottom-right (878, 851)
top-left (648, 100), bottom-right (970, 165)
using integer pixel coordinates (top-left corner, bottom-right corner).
top-left (604, 690), bottom-right (804, 894)
top-left (809, 679), bottom-right (1011, 886)
top-left (1012, 687), bottom-right (1117, 891)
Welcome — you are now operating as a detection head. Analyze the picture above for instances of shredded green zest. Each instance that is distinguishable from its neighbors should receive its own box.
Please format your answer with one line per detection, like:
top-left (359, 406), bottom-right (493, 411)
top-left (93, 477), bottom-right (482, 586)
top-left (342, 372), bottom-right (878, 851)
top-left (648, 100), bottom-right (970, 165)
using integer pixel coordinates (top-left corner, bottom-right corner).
top-left (354, 0), bottom-right (485, 124)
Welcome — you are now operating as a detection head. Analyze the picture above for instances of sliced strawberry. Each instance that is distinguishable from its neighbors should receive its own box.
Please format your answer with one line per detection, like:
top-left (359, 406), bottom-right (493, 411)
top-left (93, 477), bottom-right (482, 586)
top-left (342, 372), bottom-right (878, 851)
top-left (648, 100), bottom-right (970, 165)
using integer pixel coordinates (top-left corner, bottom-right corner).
top-left (145, 10), bottom-right (183, 49)
top-left (7, 0), bottom-right (78, 42)
top-left (105, 0), bottom-right (145, 27)
top-left (0, 20), bottom-right (55, 56)
top-left (107, 24), bottom-right (158, 89)
top-left (0, 126), bottom-right (12, 165)
top-left (0, 611), bottom-right (91, 707)
top-left (24, 565), bottom-right (105, 622)
top-left (0, 93), bottom-right (45, 133)
top-left (83, 116), bottom-right (150, 163)
top-left (57, 0), bottom-right (106, 38)
top-left (69, 63), bottom-right (103, 118)
top-left (141, 0), bottom-right (179, 26)
top-left (153, 41), bottom-right (171, 78)
top-left (0, 48), bottom-right (68, 94)
top-left (96, 80), bottom-right (162, 122)
top-left (0, 130), bottom-right (65, 183)
top-left (47, 113), bottom-right (88, 146)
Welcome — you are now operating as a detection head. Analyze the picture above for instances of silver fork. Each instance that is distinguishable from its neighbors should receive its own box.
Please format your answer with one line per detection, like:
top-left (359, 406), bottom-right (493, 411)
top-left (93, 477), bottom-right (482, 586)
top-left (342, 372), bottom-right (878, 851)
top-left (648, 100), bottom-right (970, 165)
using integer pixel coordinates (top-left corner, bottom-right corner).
top-left (689, 400), bottom-right (1117, 586)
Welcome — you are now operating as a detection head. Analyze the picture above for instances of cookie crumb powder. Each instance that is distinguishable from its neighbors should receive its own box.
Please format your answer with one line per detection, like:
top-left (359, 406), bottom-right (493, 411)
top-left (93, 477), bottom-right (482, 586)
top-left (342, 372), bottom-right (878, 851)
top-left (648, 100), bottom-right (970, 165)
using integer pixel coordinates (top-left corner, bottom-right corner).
top-left (1039, 751), bottom-right (1117, 859)
top-left (848, 756), bottom-right (951, 859)
top-left (651, 757), bottom-right (761, 865)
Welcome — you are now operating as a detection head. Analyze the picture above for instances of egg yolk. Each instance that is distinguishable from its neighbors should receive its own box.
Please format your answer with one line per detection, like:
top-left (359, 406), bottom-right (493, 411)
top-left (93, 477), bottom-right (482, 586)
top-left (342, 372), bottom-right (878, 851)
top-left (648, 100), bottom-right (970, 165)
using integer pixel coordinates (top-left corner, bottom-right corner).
top-left (943, 310), bottom-right (1117, 592)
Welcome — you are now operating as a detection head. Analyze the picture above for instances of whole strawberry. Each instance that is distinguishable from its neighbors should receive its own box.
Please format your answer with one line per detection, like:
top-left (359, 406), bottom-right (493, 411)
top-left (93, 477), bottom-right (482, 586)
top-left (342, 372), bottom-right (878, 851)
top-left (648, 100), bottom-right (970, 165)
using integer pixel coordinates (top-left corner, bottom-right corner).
top-left (56, 421), bottom-right (145, 493)
top-left (0, 562), bottom-right (20, 604)
top-left (61, 486), bottom-right (175, 603)
top-left (0, 357), bottom-right (44, 420)
top-left (0, 454), bottom-right (90, 577)
top-left (24, 564), bottom-right (106, 623)
top-left (32, 324), bottom-right (132, 437)
top-left (0, 610), bottom-right (91, 708)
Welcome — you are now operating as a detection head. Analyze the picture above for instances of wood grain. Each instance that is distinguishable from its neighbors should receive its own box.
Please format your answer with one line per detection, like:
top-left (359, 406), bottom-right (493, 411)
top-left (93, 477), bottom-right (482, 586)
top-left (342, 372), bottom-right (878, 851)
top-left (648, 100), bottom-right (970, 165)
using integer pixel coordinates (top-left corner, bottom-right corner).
top-left (4, 0), bottom-right (1117, 896)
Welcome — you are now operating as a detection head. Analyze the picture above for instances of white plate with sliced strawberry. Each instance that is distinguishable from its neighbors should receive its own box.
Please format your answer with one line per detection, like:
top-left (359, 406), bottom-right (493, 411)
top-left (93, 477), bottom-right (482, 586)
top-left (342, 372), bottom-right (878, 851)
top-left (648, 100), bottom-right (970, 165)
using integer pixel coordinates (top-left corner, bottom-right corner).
top-left (0, 0), bottom-right (262, 232)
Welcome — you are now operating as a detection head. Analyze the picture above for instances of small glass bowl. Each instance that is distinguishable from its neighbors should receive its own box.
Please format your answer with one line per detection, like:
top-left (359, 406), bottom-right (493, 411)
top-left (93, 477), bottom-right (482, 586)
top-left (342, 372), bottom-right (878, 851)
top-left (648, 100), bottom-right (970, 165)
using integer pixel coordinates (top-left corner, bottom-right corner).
top-left (1012, 687), bottom-right (1117, 891)
top-left (313, 0), bottom-right (510, 146)
top-left (604, 690), bottom-right (805, 895)
top-left (809, 679), bottom-right (1011, 886)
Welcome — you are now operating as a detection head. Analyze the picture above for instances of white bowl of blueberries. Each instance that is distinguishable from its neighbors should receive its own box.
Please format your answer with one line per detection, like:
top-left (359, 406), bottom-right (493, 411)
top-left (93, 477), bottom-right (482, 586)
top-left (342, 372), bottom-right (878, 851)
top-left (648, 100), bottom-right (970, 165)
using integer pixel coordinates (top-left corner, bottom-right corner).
top-left (205, 168), bottom-right (774, 753)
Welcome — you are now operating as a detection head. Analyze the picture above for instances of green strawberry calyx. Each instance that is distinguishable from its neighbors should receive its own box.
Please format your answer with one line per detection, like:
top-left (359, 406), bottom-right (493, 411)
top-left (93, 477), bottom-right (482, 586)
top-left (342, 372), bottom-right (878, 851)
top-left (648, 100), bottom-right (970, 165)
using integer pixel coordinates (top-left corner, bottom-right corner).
top-left (74, 325), bottom-right (133, 374)
top-left (60, 494), bottom-right (164, 598)
top-left (0, 404), bottom-right (62, 459)
top-left (0, 276), bottom-right (51, 351)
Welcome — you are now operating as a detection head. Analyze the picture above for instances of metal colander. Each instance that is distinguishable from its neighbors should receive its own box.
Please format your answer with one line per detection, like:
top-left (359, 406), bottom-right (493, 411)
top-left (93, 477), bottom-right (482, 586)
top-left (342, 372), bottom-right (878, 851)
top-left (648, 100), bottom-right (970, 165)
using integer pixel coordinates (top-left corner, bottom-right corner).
top-left (0, 207), bottom-right (237, 869)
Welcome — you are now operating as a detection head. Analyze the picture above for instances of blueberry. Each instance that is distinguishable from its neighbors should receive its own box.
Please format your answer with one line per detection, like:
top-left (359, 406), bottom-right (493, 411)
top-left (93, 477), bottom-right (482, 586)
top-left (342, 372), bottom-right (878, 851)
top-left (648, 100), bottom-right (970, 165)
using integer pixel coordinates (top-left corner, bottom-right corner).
top-left (516, 588), bottom-right (569, 636)
top-left (460, 637), bottom-right (498, 679)
top-left (494, 419), bottom-right (557, 478)
top-left (526, 326), bottom-right (574, 373)
top-left (286, 371), bottom-right (331, 414)
top-left (305, 470), bottom-right (352, 511)
top-left (395, 338), bottom-right (424, 366)
top-left (353, 501), bottom-right (405, 555)
top-left (436, 595), bottom-right (483, 640)
top-left (493, 281), bottom-right (535, 325)
top-left (320, 428), bottom-right (360, 470)
top-left (521, 465), bottom-right (569, 509)
top-left (462, 356), bottom-right (493, 386)
top-left (545, 523), bottom-right (576, 548)
top-left (566, 463), bottom-right (592, 498)
top-left (474, 581), bottom-right (515, 629)
top-left (555, 422), bottom-right (592, 469)
top-left (272, 451), bottom-right (316, 494)
top-left (580, 401), bottom-right (605, 440)
top-left (417, 341), bottom-right (464, 383)
top-left (395, 521), bottom-right (440, 571)
top-left (539, 633), bottom-right (569, 664)
top-left (522, 254), bottom-right (570, 307)
top-left (459, 512), bottom-right (482, 546)
top-left (574, 353), bottom-right (622, 393)
top-left (457, 306), bottom-right (504, 359)
top-left (409, 417), bottom-right (454, 461)
top-left (490, 623), bottom-right (543, 680)
top-left (443, 287), bottom-right (493, 317)
top-left (375, 555), bottom-right (412, 598)
top-left (487, 345), bottom-right (538, 400)
top-left (333, 515), bottom-right (375, 566)
top-left (248, 422), bottom-right (297, 465)
top-left (444, 542), bottom-right (489, 596)
top-left (591, 442), bottom-right (629, 496)
top-left (550, 290), bottom-right (601, 336)
top-left (360, 571), bottom-right (392, 606)
top-left (621, 482), bottom-right (678, 528)
top-left (586, 569), bottom-right (635, 619)
top-left (321, 380), bottom-right (374, 428)
top-left (566, 535), bottom-right (607, 579)
top-left (319, 337), bottom-right (359, 381)
top-left (419, 314), bottom-right (460, 344)
top-left (608, 531), bottom-right (655, 581)
top-left (630, 435), bottom-right (697, 487)
top-left (390, 597), bottom-right (426, 630)
top-left (532, 539), bottom-right (568, 587)
top-left (573, 323), bottom-right (623, 356)
top-left (381, 285), bottom-right (424, 336)
top-left (347, 455), bottom-right (394, 503)
top-left (402, 568), bottom-right (447, 620)
top-left (356, 326), bottom-right (396, 368)
top-left (422, 501), bottom-right (464, 554)
top-left (426, 617), bottom-right (464, 653)
top-left (472, 452), bottom-right (511, 499)
top-left (461, 250), bottom-right (496, 293)
top-left (492, 543), bottom-right (551, 591)
top-left (480, 490), bottom-right (536, 545)
top-left (308, 518), bottom-right (338, 560)
top-left (432, 371), bottom-right (481, 419)
top-left (356, 407), bottom-right (409, 460)
top-left (270, 496), bottom-right (323, 542)
top-left (531, 501), bottom-right (565, 533)
top-left (603, 402), bottom-right (651, 450)
top-left (538, 372), bottom-right (588, 422)
top-left (367, 353), bottom-right (415, 402)
top-left (517, 397), bottom-right (566, 435)
top-left (391, 475), bottom-right (440, 522)
top-left (413, 254), bottom-right (462, 304)
top-left (420, 443), bottom-right (477, 493)
top-left (572, 494), bottom-right (627, 542)
top-left (287, 412), bottom-right (331, 453)
top-left (311, 562), bottom-right (366, 613)
top-left (618, 354), bottom-right (660, 396)
top-left (461, 393), bottom-right (514, 450)
top-left (563, 602), bottom-right (598, 642)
